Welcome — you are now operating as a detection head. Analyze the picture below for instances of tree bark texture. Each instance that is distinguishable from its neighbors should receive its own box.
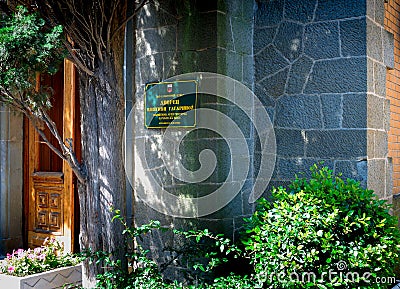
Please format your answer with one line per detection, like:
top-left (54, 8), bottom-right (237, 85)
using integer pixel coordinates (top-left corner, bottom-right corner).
top-left (78, 56), bottom-right (126, 287)
top-left (1, 0), bottom-right (143, 286)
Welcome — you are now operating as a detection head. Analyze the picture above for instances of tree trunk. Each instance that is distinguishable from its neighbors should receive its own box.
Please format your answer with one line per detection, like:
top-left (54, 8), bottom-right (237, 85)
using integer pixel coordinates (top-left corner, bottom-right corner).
top-left (78, 55), bottom-right (126, 287)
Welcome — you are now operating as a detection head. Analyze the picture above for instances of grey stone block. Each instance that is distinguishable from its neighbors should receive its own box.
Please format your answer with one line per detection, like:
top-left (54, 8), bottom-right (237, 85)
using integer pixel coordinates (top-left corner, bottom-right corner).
top-left (255, 45), bottom-right (290, 81)
top-left (275, 94), bottom-right (322, 129)
top-left (224, 0), bottom-right (241, 18)
top-left (137, 2), bottom-right (177, 29)
top-left (217, 47), bottom-right (229, 74)
top-left (266, 107), bottom-right (275, 124)
top-left (134, 199), bottom-right (174, 226)
top-left (286, 55), bottom-right (314, 94)
top-left (136, 26), bottom-right (176, 58)
top-left (367, 94), bottom-right (384, 130)
top-left (205, 188), bottom-right (243, 219)
top-left (374, 0), bottom-right (385, 25)
top-left (254, 27), bottom-right (276, 54)
top-left (220, 0), bottom-right (254, 22)
top-left (320, 94), bottom-right (342, 128)
top-left (168, 51), bottom-right (203, 75)
top-left (167, 183), bottom-right (222, 198)
top-left (277, 157), bottom-right (334, 180)
top-left (230, 17), bottom-right (253, 55)
top-left (304, 57), bottom-right (367, 93)
top-left (275, 128), bottom-right (305, 157)
top-left (367, 159), bottom-right (386, 198)
top-left (162, 52), bottom-right (180, 79)
top-left (284, 0), bottom-right (317, 23)
top-left (241, 179), bottom-right (256, 215)
top-left (304, 22), bottom-right (340, 60)
top-left (218, 12), bottom-right (230, 50)
top-left (259, 67), bottom-right (289, 98)
top-left (198, 48), bottom-right (219, 73)
top-left (383, 30), bottom-right (395, 69)
top-left (139, 53), bottom-right (164, 84)
top-left (232, 106), bottom-right (253, 139)
top-left (342, 93), bottom-right (367, 128)
top-left (225, 51), bottom-right (243, 82)
top-left (242, 0), bottom-right (255, 22)
top-left (183, 138), bottom-right (230, 184)
top-left (306, 130), bottom-right (367, 158)
top-left (177, 12), bottom-right (217, 51)
top-left (151, 166), bottom-right (175, 187)
top-left (254, 83), bottom-right (275, 107)
top-left (367, 129), bottom-right (376, 159)
top-left (340, 18), bottom-right (367, 57)
top-left (367, 58), bottom-right (374, 93)
top-left (373, 62), bottom-right (386, 97)
top-left (374, 130), bottom-right (388, 159)
top-left (384, 99), bottom-right (391, 132)
top-left (255, 0), bottom-right (283, 27)
top-left (135, 59), bottom-right (143, 85)
top-left (366, 0), bottom-right (375, 20)
top-left (357, 159), bottom-right (368, 188)
top-left (242, 55), bottom-right (254, 84)
top-left (274, 21), bottom-right (304, 62)
top-left (334, 160), bottom-right (367, 184)
top-left (315, 0), bottom-right (366, 21)
top-left (367, 18), bottom-right (383, 62)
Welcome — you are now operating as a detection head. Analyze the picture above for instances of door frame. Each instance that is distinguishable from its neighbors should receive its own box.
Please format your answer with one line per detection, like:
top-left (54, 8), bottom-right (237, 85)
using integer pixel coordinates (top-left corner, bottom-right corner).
top-left (23, 59), bottom-right (78, 252)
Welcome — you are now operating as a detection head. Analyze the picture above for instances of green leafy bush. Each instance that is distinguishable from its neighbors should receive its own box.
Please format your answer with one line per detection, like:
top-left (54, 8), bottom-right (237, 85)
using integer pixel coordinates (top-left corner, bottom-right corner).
top-left (89, 165), bottom-right (400, 288)
top-left (87, 212), bottom-right (251, 289)
top-left (0, 238), bottom-right (79, 277)
top-left (0, 6), bottom-right (65, 110)
top-left (242, 165), bottom-right (400, 288)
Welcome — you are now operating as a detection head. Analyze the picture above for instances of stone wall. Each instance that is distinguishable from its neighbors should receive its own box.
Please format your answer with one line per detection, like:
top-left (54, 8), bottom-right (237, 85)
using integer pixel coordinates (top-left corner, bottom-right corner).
top-left (254, 0), bottom-right (393, 200)
top-left (131, 0), bottom-right (395, 279)
top-left (0, 105), bottom-right (23, 256)
top-left (133, 0), bottom-right (256, 279)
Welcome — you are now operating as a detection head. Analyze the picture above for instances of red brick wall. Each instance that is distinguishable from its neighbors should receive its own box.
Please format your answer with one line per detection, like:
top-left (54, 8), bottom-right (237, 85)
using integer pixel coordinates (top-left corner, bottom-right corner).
top-left (385, 0), bottom-right (400, 196)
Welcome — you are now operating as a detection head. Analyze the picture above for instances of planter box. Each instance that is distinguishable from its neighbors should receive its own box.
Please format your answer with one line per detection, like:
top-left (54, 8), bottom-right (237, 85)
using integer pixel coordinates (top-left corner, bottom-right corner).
top-left (0, 264), bottom-right (82, 289)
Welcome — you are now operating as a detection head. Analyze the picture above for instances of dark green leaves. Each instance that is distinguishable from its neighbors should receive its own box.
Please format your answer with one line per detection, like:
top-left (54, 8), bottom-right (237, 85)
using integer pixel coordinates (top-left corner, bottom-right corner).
top-left (0, 6), bottom-right (65, 111)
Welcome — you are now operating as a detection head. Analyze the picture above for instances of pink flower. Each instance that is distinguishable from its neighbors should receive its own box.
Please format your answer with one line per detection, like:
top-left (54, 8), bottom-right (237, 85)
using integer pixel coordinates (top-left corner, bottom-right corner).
top-left (28, 254), bottom-right (35, 260)
top-left (7, 266), bottom-right (14, 274)
top-left (34, 247), bottom-right (42, 254)
top-left (37, 254), bottom-right (45, 261)
top-left (16, 249), bottom-right (24, 257)
top-left (6, 253), bottom-right (11, 260)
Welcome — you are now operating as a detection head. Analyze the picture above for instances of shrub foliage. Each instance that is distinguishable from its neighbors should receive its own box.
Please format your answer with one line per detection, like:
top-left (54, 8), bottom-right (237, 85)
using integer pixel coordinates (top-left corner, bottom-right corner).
top-left (243, 165), bottom-right (400, 288)
top-left (90, 166), bottom-right (400, 288)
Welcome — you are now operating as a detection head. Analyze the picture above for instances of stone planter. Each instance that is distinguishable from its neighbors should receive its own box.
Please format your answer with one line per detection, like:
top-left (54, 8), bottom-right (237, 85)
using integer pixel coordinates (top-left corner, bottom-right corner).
top-left (0, 263), bottom-right (82, 289)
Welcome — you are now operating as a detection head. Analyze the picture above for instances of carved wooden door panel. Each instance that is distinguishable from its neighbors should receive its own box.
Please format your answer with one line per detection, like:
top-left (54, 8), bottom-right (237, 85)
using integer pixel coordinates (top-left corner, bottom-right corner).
top-left (25, 59), bottom-right (78, 252)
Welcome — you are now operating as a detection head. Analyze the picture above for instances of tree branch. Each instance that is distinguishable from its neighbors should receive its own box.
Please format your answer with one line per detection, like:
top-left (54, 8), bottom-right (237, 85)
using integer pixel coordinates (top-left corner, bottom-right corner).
top-left (40, 108), bottom-right (87, 183)
top-left (63, 39), bottom-right (95, 76)
top-left (111, 0), bottom-right (149, 42)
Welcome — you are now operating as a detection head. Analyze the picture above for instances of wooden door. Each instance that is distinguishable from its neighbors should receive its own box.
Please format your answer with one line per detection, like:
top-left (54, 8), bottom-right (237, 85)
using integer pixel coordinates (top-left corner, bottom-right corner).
top-left (24, 59), bottom-right (79, 252)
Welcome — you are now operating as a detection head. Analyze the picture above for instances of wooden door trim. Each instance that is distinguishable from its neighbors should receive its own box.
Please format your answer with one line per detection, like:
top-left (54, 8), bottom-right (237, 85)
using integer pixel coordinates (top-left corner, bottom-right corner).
top-left (62, 59), bottom-right (76, 252)
top-left (25, 59), bottom-right (77, 252)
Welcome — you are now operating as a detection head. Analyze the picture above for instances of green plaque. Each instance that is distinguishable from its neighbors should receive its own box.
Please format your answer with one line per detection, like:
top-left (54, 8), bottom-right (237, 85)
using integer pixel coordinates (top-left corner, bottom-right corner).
top-left (145, 80), bottom-right (198, 128)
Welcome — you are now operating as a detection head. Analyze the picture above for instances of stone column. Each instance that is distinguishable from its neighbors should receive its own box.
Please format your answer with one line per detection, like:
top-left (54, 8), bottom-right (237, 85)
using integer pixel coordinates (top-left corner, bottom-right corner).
top-left (0, 105), bottom-right (23, 256)
top-left (366, 0), bottom-right (394, 201)
top-left (133, 0), bottom-right (255, 280)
